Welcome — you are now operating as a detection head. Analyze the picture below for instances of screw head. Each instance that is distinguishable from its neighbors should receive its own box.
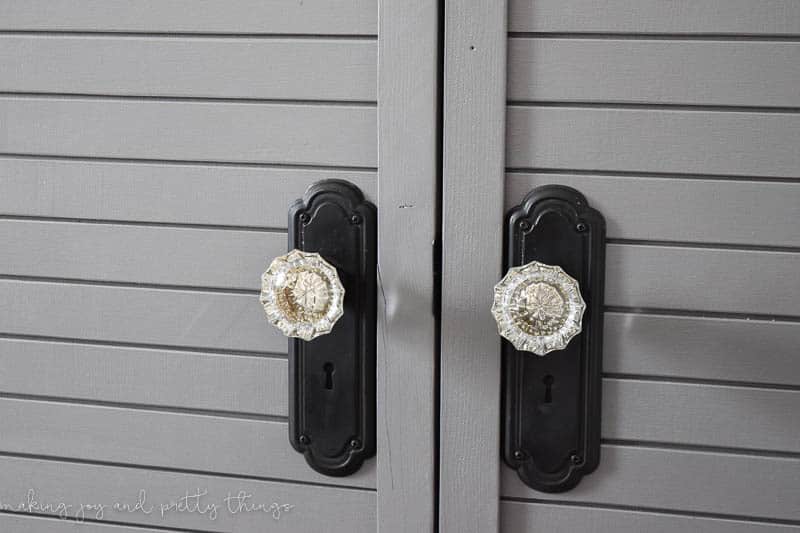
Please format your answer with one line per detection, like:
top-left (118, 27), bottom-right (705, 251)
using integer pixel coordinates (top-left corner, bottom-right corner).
top-left (350, 213), bottom-right (362, 225)
top-left (298, 434), bottom-right (311, 445)
top-left (299, 212), bottom-right (310, 224)
top-left (349, 439), bottom-right (361, 449)
top-left (570, 454), bottom-right (583, 465)
top-left (576, 222), bottom-right (587, 232)
top-left (519, 220), bottom-right (531, 231)
top-left (513, 450), bottom-right (526, 461)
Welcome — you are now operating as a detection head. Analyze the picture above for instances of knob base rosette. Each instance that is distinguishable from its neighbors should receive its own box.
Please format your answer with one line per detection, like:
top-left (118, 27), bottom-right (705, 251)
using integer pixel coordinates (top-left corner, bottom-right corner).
top-left (260, 250), bottom-right (345, 341)
top-left (492, 261), bottom-right (585, 356)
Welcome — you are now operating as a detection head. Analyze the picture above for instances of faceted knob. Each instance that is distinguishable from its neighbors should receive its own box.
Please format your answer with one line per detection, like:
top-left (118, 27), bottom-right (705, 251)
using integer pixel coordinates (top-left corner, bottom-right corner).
top-left (491, 261), bottom-right (585, 356)
top-left (260, 249), bottom-right (345, 341)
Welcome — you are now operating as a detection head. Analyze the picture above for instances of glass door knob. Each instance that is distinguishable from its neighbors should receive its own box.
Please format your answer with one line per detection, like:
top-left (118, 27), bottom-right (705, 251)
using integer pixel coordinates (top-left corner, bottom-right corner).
top-left (260, 249), bottom-right (345, 341)
top-left (491, 261), bottom-right (586, 356)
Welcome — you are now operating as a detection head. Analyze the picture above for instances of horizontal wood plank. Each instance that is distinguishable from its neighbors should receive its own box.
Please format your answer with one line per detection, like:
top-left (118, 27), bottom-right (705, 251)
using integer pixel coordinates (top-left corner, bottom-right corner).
top-left (0, 455), bottom-right (375, 532)
top-left (0, 0), bottom-right (377, 35)
top-left (501, 501), bottom-right (800, 533)
top-left (508, 38), bottom-right (800, 107)
top-left (508, 0), bottom-right (800, 35)
top-left (606, 244), bottom-right (800, 316)
top-left (0, 398), bottom-right (375, 488)
top-left (0, 157), bottom-right (376, 226)
top-left (605, 313), bottom-right (800, 386)
top-left (0, 36), bottom-right (376, 101)
top-left (503, 445), bottom-right (800, 521)
top-left (0, 219), bottom-right (284, 289)
top-left (0, 338), bottom-right (287, 416)
top-left (0, 515), bottom-right (175, 532)
top-left (0, 96), bottom-right (376, 167)
top-left (506, 106), bottom-right (800, 177)
top-left (506, 173), bottom-right (800, 248)
top-left (0, 280), bottom-right (283, 353)
top-left (5, 225), bottom-right (797, 315)
top-left (603, 379), bottom-right (800, 452)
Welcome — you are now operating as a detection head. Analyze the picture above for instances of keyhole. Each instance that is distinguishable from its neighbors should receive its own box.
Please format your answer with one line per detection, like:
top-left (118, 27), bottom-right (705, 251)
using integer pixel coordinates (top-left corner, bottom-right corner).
top-left (543, 375), bottom-right (554, 404)
top-left (324, 362), bottom-right (335, 390)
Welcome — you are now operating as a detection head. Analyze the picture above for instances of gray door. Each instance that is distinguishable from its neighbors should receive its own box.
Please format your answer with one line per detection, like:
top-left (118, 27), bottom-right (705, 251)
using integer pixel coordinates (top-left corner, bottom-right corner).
top-left (0, 1), bottom-right (439, 531)
top-left (440, 1), bottom-right (800, 532)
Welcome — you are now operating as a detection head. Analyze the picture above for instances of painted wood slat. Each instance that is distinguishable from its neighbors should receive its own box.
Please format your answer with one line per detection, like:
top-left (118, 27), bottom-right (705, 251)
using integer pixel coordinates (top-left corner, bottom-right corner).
top-left (501, 501), bottom-right (800, 533)
top-left (606, 244), bottom-right (800, 316)
top-left (440, 0), bottom-right (507, 530)
top-left (508, 39), bottom-right (800, 107)
top-left (508, 0), bottom-right (800, 35)
top-left (605, 313), bottom-right (800, 386)
top-left (506, 106), bottom-right (800, 178)
top-left (0, 220), bottom-right (284, 290)
top-left (0, 338), bottom-right (287, 416)
top-left (506, 173), bottom-right (800, 248)
top-left (0, 0), bottom-right (377, 35)
top-left (0, 280), bottom-right (283, 353)
top-left (0, 515), bottom-right (173, 533)
top-left (0, 36), bottom-right (376, 101)
top-left (377, 0), bottom-right (439, 529)
top-left (503, 445), bottom-right (800, 521)
top-left (0, 97), bottom-right (376, 167)
top-left (603, 379), bottom-right (800, 453)
top-left (0, 455), bottom-right (375, 532)
top-left (0, 157), bottom-right (376, 227)
top-left (0, 398), bottom-right (375, 489)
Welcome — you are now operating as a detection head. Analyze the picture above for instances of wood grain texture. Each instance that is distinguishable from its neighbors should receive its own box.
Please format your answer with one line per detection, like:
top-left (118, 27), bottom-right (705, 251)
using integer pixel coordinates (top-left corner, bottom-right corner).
top-left (605, 313), bottom-right (800, 386)
top-left (0, 338), bottom-right (287, 416)
top-left (0, 96), bottom-right (376, 167)
top-left (506, 173), bottom-right (800, 248)
top-left (0, 0), bottom-right (377, 35)
top-left (508, 0), bottom-right (800, 34)
top-left (0, 455), bottom-right (375, 532)
top-left (508, 39), bottom-right (800, 107)
top-left (0, 398), bottom-right (375, 488)
top-left (606, 244), bottom-right (800, 316)
top-left (501, 501), bottom-right (800, 533)
top-left (376, 0), bottom-right (438, 530)
top-left (506, 106), bottom-right (800, 178)
top-left (0, 157), bottom-right (376, 226)
top-left (440, 0), bottom-right (507, 531)
top-left (503, 445), bottom-right (800, 521)
top-left (0, 280), bottom-right (283, 353)
top-left (603, 379), bottom-right (800, 452)
top-left (0, 220), bottom-right (283, 289)
top-left (0, 36), bottom-right (376, 101)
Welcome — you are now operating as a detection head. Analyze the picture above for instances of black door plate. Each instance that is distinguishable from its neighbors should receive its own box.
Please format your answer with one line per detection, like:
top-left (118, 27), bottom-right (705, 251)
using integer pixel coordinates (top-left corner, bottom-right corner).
top-left (502, 185), bottom-right (606, 492)
top-left (287, 180), bottom-right (376, 477)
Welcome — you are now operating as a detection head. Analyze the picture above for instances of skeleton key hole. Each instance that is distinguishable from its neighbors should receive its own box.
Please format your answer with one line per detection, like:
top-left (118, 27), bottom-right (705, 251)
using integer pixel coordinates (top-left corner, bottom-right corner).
top-left (543, 374), bottom-right (554, 404)
top-left (324, 362), bottom-right (335, 390)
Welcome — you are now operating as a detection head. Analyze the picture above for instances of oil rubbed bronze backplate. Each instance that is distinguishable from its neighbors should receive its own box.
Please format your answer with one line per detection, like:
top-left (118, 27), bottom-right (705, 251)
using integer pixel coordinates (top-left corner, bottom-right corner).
top-left (284, 180), bottom-right (376, 477)
top-left (501, 185), bottom-right (606, 493)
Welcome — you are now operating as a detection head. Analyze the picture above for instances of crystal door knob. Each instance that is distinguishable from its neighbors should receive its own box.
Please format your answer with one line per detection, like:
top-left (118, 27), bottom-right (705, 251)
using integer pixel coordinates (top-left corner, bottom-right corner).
top-left (260, 249), bottom-right (345, 341)
top-left (491, 261), bottom-right (586, 356)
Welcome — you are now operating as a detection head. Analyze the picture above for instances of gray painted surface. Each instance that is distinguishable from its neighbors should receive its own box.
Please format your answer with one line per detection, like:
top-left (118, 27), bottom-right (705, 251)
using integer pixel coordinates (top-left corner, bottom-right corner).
top-left (0, 2), bottom-right (438, 530)
top-left (499, 1), bottom-right (800, 531)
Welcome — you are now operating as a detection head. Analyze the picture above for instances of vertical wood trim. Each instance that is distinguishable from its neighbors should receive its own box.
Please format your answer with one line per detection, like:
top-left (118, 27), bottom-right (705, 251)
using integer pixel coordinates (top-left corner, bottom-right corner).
top-left (377, 1), bottom-right (439, 531)
top-left (440, 1), bottom-right (508, 532)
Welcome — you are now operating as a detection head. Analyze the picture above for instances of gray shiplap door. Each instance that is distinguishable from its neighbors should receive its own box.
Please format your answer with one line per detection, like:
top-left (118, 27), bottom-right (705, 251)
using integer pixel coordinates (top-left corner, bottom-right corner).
top-left (0, 1), bottom-right (438, 532)
top-left (440, 1), bottom-right (800, 532)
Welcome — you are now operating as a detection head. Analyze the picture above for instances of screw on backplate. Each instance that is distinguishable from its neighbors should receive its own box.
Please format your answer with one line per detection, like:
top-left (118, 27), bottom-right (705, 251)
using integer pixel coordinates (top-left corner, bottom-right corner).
top-left (513, 450), bottom-right (526, 461)
top-left (576, 222), bottom-right (587, 232)
top-left (299, 213), bottom-right (310, 224)
top-left (349, 439), bottom-right (361, 449)
top-left (570, 454), bottom-right (583, 465)
top-left (299, 434), bottom-right (311, 445)
top-left (350, 213), bottom-right (362, 225)
top-left (519, 220), bottom-right (531, 231)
